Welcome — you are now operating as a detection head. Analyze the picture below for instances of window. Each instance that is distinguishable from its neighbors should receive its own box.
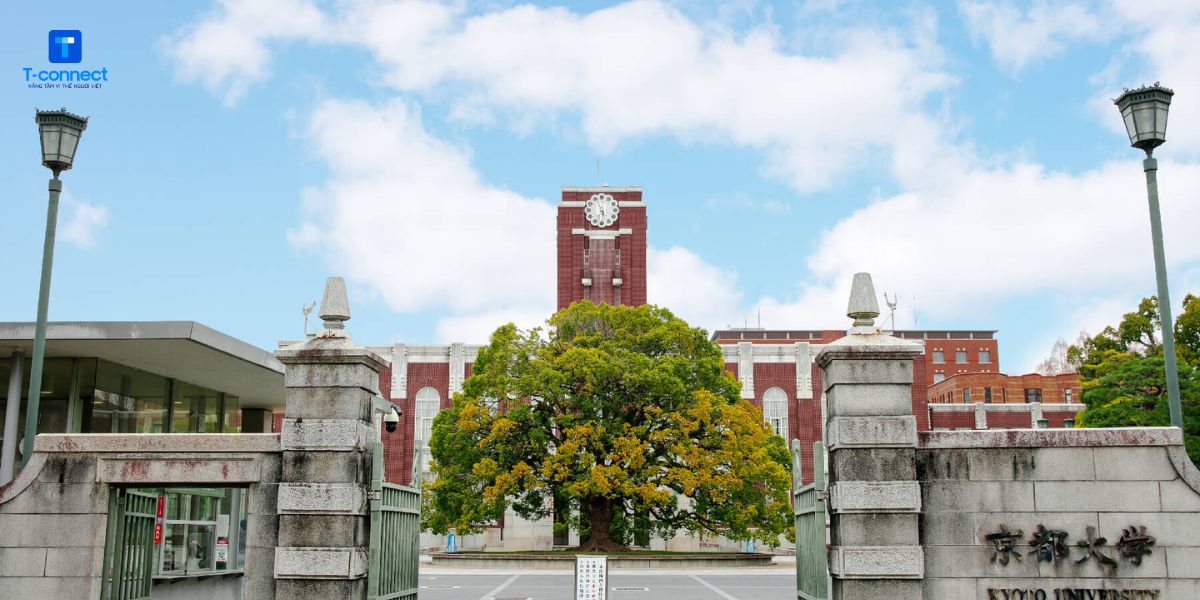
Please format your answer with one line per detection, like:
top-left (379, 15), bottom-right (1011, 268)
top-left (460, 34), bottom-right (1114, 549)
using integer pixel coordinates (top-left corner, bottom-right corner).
top-left (963, 388), bottom-right (971, 403)
top-left (415, 387), bottom-right (441, 472)
top-left (979, 350), bottom-right (991, 364)
top-left (984, 387), bottom-right (992, 403)
top-left (1064, 388), bottom-right (1073, 403)
top-left (151, 487), bottom-right (246, 577)
top-left (932, 372), bottom-right (945, 384)
top-left (762, 387), bottom-right (788, 439)
top-left (956, 350), bottom-right (968, 363)
top-left (932, 350), bottom-right (944, 364)
top-left (1024, 388), bottom-right (1042, 403)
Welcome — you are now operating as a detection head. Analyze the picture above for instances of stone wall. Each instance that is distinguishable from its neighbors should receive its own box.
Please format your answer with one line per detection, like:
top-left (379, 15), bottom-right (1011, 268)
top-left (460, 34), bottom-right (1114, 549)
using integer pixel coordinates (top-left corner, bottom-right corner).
top-left (816, 273), bottom-right (1200, 600)
top-left (919, 428), bottom-right (1200, 599)
top-left (0, 433), bottom-right (281, 599)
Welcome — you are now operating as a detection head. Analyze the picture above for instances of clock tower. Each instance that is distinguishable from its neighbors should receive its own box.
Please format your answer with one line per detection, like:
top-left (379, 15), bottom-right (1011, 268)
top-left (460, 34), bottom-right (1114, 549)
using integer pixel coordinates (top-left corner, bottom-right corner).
top-left (557, 186), bottom-right (647, 310)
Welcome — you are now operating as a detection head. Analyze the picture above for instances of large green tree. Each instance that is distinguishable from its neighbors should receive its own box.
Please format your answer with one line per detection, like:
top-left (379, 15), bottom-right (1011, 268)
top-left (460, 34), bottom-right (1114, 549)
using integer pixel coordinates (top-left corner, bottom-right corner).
top-left (423, 301), bottom-right (793, 551)
top-left (1070, 294), bottom-right (1200, 463)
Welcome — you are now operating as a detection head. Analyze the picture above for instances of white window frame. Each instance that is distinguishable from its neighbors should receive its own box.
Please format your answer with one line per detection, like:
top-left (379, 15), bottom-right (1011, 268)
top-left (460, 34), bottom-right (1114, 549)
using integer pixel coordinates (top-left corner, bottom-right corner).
top-left (762, 387), bottom-right (788, 439)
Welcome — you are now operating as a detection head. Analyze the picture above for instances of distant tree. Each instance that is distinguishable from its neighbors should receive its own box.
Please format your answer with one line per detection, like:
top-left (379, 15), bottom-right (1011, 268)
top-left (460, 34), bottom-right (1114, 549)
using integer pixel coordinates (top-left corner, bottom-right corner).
top-left (422, 301), bottom-right (793, 551)
top-left (1071, 295), bottom-right (1200, 464)
top-left (1035, 337), bottom-right (1078, 376)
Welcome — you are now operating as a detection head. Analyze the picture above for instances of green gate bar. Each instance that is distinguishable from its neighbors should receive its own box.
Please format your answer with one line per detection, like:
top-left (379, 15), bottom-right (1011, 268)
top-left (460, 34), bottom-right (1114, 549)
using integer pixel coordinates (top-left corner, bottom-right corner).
top-left (794, 440), bottom-right (827, 600)
top-left (368, 442), bottom-right (422, 600)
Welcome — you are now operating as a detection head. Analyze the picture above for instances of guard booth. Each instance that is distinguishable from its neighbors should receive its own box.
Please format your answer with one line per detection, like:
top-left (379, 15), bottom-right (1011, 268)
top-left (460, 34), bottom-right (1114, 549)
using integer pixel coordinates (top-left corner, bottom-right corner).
top-left (101, 486), bottom-right (248, 600)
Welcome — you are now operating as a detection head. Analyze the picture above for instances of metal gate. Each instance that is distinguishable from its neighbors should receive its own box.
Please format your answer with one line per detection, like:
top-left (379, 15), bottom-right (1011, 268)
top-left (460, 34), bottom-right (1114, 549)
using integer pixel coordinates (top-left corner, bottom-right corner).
top-left (101, 488), bottom-right (157, 600)
top-left (367, 443), bottom-right (422, 600)
top-left (794, 440), bottom-right (828, 600)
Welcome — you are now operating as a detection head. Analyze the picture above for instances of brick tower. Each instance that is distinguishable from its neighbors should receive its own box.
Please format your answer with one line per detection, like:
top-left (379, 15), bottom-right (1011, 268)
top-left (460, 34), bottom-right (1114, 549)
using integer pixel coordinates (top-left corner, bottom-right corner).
top-left (556, 186), bottom-right (647, 309)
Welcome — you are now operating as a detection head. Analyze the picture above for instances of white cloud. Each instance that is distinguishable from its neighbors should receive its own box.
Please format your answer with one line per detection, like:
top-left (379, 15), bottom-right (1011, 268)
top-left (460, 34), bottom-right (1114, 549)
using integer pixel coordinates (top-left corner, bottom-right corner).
top-left (296, 97), bottom-right (746, 341)
top-left (60, 198), bottom-right (111, 248)
top-left (168, 0), bottom-right (953, 192)
top-left (752, 159), bottom-right (1200, 341)
top-left (297, 97), bottom-right (556, 318)
top-left (959, 0), bottom-right (1106, 74)
top-left (647, 246), bottom-right (743, 333)
top-left (163, 0), bottom-right (328, 104)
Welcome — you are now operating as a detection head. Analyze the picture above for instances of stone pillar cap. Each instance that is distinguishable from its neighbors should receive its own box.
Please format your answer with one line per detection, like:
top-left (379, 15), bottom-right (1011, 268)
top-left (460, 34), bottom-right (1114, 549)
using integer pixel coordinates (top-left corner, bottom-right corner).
top-left (847, 272), bottom-right (880, 327)
top-left (319, 276), bottom-right (351, 332)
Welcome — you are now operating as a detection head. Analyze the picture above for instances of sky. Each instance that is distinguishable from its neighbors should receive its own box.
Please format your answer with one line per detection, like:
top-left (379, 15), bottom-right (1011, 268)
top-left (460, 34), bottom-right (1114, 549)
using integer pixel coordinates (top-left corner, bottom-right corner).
top-left (2, 0), bottom-right (1199, 374)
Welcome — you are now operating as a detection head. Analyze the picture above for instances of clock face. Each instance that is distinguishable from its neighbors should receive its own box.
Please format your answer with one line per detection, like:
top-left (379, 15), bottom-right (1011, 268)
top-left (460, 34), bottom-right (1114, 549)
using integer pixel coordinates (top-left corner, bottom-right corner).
top-left (584, 193), bottom-right (619, 227)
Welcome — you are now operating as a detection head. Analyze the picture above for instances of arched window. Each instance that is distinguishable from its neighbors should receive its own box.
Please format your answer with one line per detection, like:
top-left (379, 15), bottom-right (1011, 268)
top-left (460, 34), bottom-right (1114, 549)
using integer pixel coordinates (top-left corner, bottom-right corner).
top-left (414, 387), bottom-right (441, 474)
top-left (415, 387), bottom-right (441, 448)
top-left (762, 387), bottom-right (788, 438)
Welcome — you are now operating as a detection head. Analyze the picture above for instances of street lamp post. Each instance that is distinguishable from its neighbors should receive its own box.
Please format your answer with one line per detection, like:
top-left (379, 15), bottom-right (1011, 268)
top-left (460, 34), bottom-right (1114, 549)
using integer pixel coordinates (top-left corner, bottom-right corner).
top-left (20, 108), bottom-right (87, 466)
top-left (1113, 84), bottom-right (1183, 429)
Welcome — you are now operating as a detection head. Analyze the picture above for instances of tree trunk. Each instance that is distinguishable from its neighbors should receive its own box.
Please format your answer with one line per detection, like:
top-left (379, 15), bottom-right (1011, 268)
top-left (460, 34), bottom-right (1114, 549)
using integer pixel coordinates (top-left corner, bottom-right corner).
top-left (574, 498), bottom-right (626, 552)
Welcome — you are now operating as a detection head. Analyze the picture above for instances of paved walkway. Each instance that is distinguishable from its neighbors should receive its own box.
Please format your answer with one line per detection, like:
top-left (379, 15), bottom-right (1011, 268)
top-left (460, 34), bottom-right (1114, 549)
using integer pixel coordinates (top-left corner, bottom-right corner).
top-left (417, 570), bottom-right (796, 600)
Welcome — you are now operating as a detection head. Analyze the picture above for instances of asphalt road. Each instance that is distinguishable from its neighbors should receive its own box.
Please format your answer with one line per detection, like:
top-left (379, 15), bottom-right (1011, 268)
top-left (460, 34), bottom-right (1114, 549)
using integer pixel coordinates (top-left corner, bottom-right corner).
top-left (418, 570), bottom-right (796, 600)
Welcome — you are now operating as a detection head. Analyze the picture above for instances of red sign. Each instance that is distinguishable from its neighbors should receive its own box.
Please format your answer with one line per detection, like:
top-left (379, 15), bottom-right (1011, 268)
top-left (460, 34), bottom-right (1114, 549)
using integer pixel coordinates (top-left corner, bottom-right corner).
top-left (154, 495), bottom-right (166, 544)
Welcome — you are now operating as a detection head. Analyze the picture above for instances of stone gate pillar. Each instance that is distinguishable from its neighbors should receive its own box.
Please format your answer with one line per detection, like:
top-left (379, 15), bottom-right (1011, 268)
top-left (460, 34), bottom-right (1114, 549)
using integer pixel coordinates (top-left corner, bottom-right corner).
top-left (816, 273), bottom-right (925, 599)
top-left (273, 277), bottom-right (387, 600)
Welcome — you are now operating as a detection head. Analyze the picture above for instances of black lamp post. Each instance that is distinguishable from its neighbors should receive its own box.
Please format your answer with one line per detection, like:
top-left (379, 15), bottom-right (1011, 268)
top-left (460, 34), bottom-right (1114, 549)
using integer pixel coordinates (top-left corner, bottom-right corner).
top-left (1113, 84), bottom-right (1182, 429)
top-left (20, 108), bottom-right (87, 466)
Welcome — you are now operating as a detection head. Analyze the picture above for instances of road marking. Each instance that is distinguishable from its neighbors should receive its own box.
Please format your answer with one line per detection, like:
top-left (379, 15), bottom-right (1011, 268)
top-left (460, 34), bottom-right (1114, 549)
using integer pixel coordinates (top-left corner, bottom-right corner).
top-left (690, 575), bottom-right (741, 600)
top-left (479, 574), bottom-right (521, 600)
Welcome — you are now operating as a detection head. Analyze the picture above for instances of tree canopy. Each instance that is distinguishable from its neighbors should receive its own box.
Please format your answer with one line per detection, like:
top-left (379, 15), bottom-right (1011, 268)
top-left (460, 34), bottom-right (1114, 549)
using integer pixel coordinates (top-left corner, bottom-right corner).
top-left (1070, 294), bottom-right (1200, 463)
top-left (423, 301), bottom-right (793, 551)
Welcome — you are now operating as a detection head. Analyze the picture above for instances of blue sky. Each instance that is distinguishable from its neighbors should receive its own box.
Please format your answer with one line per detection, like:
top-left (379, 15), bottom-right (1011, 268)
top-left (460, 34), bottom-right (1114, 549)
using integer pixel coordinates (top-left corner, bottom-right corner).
top-left (2, 0), bottom-right (1200, 373)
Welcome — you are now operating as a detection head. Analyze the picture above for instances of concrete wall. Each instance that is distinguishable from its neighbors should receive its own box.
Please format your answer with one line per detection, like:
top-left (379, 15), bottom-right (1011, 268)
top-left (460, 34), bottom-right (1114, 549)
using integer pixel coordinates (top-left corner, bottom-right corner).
top-left (0, 433), bottom-right (281, 600)
top-left (918, 428), bottom-right (1200, 599)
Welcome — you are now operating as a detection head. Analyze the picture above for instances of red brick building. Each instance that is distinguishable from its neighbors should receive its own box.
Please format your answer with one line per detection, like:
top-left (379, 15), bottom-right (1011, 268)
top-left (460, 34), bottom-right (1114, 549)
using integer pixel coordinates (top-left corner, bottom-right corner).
top-left (708, 329), bottom-right (999, 484)
top-left (927, 371), bottom-right (1083, 430)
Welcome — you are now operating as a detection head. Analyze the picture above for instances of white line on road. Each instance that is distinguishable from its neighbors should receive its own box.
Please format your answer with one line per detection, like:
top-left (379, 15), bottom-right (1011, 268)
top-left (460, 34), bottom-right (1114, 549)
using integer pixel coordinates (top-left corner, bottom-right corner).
top-left (479, 574), bottom-right (520, 600)
top-left (690, 574), bottom-right (741, 600)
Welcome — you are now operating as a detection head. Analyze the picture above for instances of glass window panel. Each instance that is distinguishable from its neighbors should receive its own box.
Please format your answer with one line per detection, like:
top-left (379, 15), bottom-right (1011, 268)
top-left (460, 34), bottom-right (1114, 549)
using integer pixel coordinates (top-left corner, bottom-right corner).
top-left (59, 131), bottom-right (79, 160)
top-left (223, 396), bottom-right (241, 433)
top-left (172, 381), bottom-right (222, 433)
top-left (88, 361), bottom-right (167, 433)
top-left (41, 128), bottom-right (60, 159)
top-left (1123, 110), bottom-right (1137, 142)
top-left (187, 524), bottom-right (215, 573)
top-left (160, 522), bottom-right (186, 574)
top-left (932, 351), bottom-right (944, 364)
top-left (955, 350), bottom-right (968, 363)
top-left (1134, 106), bottom-right (1156, 138)
top-left (1158, 106), bottom-right (1169, 137)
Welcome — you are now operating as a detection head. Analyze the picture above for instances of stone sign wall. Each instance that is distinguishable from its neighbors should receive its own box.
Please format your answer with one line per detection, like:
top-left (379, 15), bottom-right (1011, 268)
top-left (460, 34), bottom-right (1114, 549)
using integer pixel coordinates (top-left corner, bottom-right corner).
top-left (817, 272), bottom-right (1200, 600)
top-left (918, 428), bottom-right (1200, 599)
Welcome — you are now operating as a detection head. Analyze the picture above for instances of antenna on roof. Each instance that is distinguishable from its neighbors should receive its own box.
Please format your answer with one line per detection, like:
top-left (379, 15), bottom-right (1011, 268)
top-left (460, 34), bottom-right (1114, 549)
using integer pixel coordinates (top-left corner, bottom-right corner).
top-left (884, 292), bottom-right (898, 333)
top-left (756, 285), bottom-right (761, 329)
top-left (301, 300), bottom-right (316, 337)
top-left (912, 295), bottom-right (919, 328)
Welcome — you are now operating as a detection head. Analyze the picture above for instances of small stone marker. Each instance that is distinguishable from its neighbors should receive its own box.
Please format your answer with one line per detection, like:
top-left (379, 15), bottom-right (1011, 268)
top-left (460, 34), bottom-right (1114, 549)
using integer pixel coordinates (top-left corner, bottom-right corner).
top-left (574, 554), bottom-right (607, 600)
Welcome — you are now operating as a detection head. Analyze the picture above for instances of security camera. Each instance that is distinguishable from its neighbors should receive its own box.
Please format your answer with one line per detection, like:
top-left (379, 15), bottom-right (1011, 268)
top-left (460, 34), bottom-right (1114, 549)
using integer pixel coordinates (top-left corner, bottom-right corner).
top-left (384, 406), bottom-right (401, 434)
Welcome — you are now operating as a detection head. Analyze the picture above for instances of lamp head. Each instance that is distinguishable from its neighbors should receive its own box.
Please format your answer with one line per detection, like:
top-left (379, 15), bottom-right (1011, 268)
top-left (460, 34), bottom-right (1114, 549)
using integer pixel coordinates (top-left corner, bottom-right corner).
top-left (35, 108), bottom-right (88, 175)
top-left (1114, 84), bottom-right (1173, 153)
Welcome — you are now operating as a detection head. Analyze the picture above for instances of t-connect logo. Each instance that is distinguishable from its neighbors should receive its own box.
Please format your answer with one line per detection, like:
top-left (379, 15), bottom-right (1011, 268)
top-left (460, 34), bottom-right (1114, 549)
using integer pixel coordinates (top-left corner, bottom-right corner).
top-left (48, 30), bottom-right (82, 63)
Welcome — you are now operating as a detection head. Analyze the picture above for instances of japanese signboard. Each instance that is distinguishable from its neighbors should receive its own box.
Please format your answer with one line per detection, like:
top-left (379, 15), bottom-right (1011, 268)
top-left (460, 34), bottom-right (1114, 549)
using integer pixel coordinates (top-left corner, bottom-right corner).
top-left (574, 554), bottom-right (607, 600)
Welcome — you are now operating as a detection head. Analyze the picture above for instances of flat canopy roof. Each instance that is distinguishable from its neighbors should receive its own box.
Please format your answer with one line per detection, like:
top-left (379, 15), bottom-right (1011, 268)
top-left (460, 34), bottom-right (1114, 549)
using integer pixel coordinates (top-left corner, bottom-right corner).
top-left (0, 321), bottom-right (284, 410)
